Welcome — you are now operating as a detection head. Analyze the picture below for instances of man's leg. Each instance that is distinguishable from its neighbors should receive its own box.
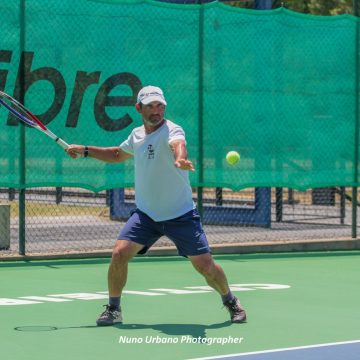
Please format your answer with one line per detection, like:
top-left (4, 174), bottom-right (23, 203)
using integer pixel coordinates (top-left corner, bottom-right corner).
top-left (108, 239), bottom-right (144, 297)
top-left (189, 253), bottom-right (230, 294)
top-left (96, 239), bottom-right (143, 326)
top-left (189, 253), bottom-right (246, 323)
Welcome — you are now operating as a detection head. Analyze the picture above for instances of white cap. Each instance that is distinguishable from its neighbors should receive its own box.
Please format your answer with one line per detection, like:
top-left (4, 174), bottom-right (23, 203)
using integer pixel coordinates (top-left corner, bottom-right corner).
top-left (137, 85), bottom-right (167, 105)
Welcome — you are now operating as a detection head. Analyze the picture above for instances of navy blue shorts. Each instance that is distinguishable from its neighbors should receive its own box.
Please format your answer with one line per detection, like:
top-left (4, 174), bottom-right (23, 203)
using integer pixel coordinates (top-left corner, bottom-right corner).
top-left (117, 208), bottom-right (210, 257)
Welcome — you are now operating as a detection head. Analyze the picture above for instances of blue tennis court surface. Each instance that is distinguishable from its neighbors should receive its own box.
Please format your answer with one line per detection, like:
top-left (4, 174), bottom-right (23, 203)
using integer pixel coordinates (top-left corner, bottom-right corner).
top-left (188, 340), bottom-right (360, 360)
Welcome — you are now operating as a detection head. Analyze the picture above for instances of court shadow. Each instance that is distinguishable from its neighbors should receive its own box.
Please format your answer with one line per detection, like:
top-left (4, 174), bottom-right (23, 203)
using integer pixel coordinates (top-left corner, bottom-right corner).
top-left (14, 325), bottom-right (100, 332)
top-left (14, 321), bottom-right (232, 337)
top-left (115, 321), bottom-right (232, 338)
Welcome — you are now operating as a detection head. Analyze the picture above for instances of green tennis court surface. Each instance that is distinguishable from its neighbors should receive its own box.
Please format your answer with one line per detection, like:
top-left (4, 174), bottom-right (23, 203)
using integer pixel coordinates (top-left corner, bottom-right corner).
top-left (1, 252), bottom-right (359, 360)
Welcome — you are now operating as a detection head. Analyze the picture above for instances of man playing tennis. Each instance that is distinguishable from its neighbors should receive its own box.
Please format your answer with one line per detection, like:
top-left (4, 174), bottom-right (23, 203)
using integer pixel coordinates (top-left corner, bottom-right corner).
top-left (66, 86), bottom-right (246, 325)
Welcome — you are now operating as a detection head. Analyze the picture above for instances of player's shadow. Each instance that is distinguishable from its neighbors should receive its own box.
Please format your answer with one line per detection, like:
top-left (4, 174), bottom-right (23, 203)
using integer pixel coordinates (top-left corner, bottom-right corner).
top-left (13, 322), bottom-right (231, 337)
top-left (115, 321), bottom-right (232, 338)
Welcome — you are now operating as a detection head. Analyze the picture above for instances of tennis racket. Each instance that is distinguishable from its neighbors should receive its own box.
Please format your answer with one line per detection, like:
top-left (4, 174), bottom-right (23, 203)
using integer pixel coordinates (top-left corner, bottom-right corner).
top-left (0, 90), bottom-right (69, 150)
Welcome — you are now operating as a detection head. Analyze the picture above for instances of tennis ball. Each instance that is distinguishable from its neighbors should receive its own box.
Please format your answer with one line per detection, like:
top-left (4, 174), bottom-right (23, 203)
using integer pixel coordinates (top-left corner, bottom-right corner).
top-left (226, 151), bottom-right (240, 165)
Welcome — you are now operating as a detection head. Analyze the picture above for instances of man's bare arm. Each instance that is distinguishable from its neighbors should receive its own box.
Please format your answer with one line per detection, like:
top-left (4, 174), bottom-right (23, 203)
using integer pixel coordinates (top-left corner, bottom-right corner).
top-left (170, 140), bottom-right (195, 171)
top-left (66, 145), bottom-right (132, 163)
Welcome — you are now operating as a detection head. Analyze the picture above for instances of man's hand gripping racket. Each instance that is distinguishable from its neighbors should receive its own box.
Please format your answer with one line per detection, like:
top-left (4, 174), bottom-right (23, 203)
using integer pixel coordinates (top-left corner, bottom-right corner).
top-left (0, 90), bottom-right (69, 150)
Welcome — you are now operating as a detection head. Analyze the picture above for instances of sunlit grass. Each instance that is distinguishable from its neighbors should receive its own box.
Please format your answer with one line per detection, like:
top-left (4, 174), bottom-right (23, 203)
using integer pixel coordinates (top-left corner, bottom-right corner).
top-left (1, 201), bottom-right (108, 218)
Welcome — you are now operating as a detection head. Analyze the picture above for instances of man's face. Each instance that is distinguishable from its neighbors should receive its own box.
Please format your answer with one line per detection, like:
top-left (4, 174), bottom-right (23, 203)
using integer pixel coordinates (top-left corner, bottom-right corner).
top-left (136, 101), bottom-right (165, 128)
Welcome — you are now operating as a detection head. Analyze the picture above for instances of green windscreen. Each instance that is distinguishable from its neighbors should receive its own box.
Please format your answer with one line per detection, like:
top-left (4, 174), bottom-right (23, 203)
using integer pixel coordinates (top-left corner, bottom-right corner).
top-left (0, 0), bottom-right (358, 191)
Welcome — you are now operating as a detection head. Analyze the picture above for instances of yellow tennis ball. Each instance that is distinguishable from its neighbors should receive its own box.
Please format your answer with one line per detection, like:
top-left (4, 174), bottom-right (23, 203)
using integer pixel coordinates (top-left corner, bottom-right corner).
top-left (226, 151), bottom-right (240, 165)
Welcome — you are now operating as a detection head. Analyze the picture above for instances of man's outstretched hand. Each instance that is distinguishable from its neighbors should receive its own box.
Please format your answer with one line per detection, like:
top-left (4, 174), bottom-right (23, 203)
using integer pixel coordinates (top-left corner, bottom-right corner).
top-left (174, 159), bottom-right (195, 171)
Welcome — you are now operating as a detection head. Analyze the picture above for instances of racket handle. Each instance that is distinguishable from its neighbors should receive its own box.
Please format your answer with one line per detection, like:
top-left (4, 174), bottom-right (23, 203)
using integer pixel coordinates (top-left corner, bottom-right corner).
top-left (56, 137), bottom-right (69, 149)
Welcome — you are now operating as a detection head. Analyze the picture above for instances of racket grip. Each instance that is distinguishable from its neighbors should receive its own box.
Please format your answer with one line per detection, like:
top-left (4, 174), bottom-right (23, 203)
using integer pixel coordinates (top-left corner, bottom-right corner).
top-left (56, 138), bottom-right (69, 149)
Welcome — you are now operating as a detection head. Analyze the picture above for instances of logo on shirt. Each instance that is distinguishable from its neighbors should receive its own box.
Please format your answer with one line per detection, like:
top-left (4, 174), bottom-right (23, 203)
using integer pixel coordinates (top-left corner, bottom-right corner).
top-left (147, 144), bottom-right (155, 159)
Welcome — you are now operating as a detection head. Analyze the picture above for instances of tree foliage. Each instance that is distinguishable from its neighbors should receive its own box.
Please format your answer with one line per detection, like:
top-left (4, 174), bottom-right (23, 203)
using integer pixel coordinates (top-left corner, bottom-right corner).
top-left (273, 0), bottom-right (354, 15)
top-left (226, 0), bottom-right (357, 15)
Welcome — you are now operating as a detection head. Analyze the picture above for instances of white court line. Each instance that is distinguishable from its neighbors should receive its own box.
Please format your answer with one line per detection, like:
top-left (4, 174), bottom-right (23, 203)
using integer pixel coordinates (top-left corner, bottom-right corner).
top-left (187, 340), bottom-right (360, 360)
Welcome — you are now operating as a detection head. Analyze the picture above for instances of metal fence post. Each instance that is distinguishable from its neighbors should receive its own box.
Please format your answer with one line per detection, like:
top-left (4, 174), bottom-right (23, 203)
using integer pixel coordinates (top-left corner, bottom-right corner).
top-left (197, 0), bottom-right (204, 218)
top-left (18, 0), bottom-right (26, 255)
top-left (352, 0), bottom-right (359, 238)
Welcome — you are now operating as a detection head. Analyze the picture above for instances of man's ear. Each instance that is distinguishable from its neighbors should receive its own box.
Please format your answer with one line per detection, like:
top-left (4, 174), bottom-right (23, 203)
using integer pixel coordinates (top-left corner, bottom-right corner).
top-left (135, 103), bottom-right (142, 113)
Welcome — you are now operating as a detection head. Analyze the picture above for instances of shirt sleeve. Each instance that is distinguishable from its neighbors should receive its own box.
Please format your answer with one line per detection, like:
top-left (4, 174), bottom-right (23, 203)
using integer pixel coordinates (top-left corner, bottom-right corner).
top-left (169, 125), bottom-right (186, 144)
top-left (119, 131), bottom-right (134, 155)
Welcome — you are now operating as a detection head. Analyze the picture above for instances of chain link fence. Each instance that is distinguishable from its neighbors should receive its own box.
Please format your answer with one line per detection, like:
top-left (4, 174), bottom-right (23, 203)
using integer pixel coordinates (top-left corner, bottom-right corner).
top-left (1, 0), bottom-right (360, 257)
top-left (0, 186), bottom-right (359, 257)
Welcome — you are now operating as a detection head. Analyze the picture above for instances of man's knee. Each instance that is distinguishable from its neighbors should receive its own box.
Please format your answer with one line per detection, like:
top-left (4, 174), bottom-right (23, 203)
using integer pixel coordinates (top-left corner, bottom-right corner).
top-left (191, 255), bottom-right (216, 277)
top-left (111, 240), bottom-right (139, 263)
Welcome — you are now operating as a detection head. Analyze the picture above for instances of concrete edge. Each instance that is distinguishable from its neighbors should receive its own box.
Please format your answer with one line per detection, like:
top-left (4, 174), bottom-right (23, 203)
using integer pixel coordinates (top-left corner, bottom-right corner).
top-left (1, 238), bottom-right (360, 261)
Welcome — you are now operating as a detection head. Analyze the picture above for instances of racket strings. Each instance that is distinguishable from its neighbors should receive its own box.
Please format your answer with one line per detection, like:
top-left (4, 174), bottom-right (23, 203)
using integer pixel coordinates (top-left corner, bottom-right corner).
top-left (0, 93), bottom-right (42, 128)
top-left (0, 90), bottom-right (68, 149)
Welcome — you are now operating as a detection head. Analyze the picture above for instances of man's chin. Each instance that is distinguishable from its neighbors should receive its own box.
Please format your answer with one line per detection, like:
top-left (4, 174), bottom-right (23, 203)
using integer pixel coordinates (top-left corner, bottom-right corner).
top-left (147, 119), bottom-right (163, 127)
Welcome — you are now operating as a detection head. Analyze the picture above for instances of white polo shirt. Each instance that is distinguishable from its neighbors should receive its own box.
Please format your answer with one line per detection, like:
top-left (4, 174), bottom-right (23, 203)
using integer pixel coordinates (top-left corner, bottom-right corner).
top-left (120, 120), bottom-right (195, 221)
